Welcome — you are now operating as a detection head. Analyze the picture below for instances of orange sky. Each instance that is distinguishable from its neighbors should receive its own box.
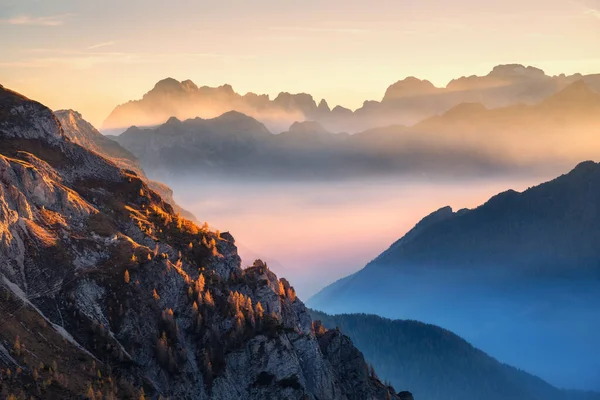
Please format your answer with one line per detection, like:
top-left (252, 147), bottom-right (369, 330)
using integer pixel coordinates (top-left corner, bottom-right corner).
top-left (1, 0), bottom-right (600, 127)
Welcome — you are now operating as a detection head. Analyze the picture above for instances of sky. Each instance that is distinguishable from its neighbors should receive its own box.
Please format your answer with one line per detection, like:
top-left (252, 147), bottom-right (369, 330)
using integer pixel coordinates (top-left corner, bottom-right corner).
top-left (1, 0), bottom-right (600, 127)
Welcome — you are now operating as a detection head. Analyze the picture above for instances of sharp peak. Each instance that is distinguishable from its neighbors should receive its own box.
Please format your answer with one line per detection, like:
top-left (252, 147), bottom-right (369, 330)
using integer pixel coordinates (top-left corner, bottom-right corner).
top-left (569, 160), bottom-right (600, 175)
top-left (165, 116), bottom-right (181, 124)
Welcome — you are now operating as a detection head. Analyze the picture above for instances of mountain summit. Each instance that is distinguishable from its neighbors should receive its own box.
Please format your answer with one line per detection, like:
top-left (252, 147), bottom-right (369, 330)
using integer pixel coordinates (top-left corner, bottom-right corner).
top-left (310, 162), bottom-right (600, 390)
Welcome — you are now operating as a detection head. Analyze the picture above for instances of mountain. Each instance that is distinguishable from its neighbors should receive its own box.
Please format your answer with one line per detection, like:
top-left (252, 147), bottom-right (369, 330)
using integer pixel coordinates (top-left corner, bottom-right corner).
top-left (112, 111), bottom-right (276, 179)
top-left (109, 81), bottom-right (600, 181)
top-left (101, 65), bottom-right (600, 133)
top-left (0, 84), bottom-right (406, 399)
top-left (102, 78), bottom-right (330, 134)
top-left (310, 311), bottom-right (600, 400)
top-left (55, 109), bottom-right (196, 221)
top-left (308, 161), bottom-right (600, 390)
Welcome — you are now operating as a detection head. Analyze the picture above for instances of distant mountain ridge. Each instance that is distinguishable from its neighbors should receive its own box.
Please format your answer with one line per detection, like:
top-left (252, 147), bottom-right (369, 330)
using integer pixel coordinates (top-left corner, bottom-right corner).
top-left (102, 64), bottom-right (600, 133)
top-left (310, 311), bottom-right (600, 400)
top-left (109, 81), bottom-right (600, 180)
top-left (309, 161), bottom-right (600, 390)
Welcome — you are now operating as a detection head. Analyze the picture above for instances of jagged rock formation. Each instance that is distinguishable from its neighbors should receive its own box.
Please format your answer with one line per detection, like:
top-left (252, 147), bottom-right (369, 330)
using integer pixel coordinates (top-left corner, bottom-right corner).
top-left (102, 78), bottom-right (331, 134)
top-left (309, 160), bottom-right (600, 391)
top-left (101, 64), bottom-right (600, 133)
top-left (0, 85), bottom-right (405, 399)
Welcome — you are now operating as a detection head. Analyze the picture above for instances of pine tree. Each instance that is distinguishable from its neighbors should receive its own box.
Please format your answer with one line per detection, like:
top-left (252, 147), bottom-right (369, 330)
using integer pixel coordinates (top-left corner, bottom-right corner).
top-left (204, 290), bottom-right (215, 307)
top-left (255, 302), bottom-right (264, 319)
top-left (196, 274), bottom-right (205, 293)
top-left (86, 383), bottom-right (96, 400)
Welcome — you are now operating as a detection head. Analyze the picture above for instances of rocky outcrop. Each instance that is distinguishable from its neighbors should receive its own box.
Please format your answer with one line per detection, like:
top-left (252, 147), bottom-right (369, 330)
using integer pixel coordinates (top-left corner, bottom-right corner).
top-left (55, 109), bottom-right (196, 220)
top-left (0, 85), bottom-right (405, 399)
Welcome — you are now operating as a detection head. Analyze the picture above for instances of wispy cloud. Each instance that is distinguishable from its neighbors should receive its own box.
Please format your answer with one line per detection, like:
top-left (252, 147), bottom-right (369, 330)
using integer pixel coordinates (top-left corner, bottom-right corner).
top-left (88, 41), bottom-right (118, 50)
top-left (269, 26), bottom-right (368, 34)
top-left (584, 7), bottom-right (600, 18)
top-left (1, 14), bottom-right (74, 27)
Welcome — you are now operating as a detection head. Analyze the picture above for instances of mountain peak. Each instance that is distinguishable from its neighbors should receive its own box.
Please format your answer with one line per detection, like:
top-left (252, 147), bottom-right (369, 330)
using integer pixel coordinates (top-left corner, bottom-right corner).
top-left (288, 120), bottom-right (330, 135)
top-left (568, 160), bottom-right (600, 176)
top-left (318, 99), bottom-right (331, 112)
top-left (152, 77), bottom-right (184, 92)
top-left (0, 85), bottom-right (64, 143)
top-left (488, 64), bottom-right (547, 79)
top-left (166, 116), bottom-right (181, 124)
top-left (541, 80), bottom-right (600, 107)
top-left (383, 77), bottom-right (438, 101)
top-left (180, 79), bottom-right (199, 91)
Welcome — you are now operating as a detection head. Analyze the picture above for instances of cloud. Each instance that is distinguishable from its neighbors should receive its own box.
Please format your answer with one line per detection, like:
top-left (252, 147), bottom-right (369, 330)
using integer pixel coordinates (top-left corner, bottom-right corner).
top-left (584, 7), bottom-right (600, 18)
top-left (1, 14), bottom-right (74, 27)
top-left (88, 41), bottom-right (118, 50)
top-left (269, 26), bottom-right (368, 34)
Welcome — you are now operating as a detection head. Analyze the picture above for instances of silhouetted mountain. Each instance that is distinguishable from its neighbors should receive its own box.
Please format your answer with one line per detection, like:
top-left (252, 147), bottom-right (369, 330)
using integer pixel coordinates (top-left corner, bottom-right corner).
top-left (309, 162), bottom-right (600, 390)
top-left (101, 65), bottom-right (600, 133)
top-left (310, 311), bottom-right (600, 400)
top-left (109, 81), bottom-right (600, 180)
top-left (0, 85), bottom-right (405, 399)
top-left (102, 77), bottom-right (331, 133)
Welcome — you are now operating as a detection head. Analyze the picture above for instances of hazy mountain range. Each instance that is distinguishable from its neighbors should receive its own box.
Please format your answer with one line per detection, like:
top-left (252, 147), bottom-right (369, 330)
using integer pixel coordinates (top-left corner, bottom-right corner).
top-left (102, 64), bottom-right (600, 133)
top-left (107, 80), bottom-right (600, 180)
top-left (308, 161), bottom-right (600, 390)
top-left (310, 311), bottom-right (600, 400)
top-left (0, 84), bottom-right (406, 399)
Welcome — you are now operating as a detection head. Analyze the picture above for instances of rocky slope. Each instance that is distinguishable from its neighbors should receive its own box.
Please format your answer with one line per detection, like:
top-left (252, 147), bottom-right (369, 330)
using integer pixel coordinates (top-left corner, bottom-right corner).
top-left (309, 161), bottom-right (600, 390)
top-left (0, 84), bottom-right (406, 399)
top-left (101, 64), bottom-right (600, 133)
top-left (310, 311), bottom-right (600, 400)
top-left (55, 109), bottom-right (196, 221)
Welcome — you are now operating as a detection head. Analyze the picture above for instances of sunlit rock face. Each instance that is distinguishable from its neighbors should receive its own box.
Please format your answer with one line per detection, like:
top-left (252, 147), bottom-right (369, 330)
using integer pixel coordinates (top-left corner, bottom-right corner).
top-left (0, 84), bottom-right (405, 399)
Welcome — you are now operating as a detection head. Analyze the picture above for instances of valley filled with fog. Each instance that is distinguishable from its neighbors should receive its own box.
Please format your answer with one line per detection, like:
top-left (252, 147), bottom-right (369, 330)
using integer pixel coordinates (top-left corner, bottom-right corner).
top-left (167, 173), bottom-right (551, 298)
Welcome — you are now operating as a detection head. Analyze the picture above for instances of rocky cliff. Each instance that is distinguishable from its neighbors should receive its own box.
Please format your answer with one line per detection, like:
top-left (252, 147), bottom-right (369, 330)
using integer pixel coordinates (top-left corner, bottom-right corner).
top-left (0, 85), bottom-right (406, 399)
top-left (55, 109), bottom-right (196, 221)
